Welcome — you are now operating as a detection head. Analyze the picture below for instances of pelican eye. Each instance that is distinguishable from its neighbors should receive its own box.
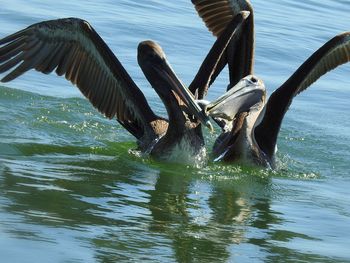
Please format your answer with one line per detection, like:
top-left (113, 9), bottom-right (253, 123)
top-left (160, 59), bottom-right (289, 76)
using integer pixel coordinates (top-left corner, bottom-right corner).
top-left (250, 76), bottom-right (258, 83)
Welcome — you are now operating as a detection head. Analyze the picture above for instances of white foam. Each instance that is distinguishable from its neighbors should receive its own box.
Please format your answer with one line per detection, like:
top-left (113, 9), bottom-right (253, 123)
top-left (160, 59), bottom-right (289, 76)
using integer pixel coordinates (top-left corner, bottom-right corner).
top-left (165, 139), bottom-right (208, 168)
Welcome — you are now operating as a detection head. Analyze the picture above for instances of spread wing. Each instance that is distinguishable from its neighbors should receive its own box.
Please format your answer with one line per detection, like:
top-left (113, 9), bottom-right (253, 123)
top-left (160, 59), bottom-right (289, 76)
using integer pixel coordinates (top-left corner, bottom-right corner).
top-left (192, 0), bottom-right (254, 89)
top-left (189, 11), bottom-right (250, 99)
top-left (255, 32), bottom-right (350, 158)
top-left (192, 0), bottom-right (252, 37)
top-left (0, 18), bottom-right (164, 141)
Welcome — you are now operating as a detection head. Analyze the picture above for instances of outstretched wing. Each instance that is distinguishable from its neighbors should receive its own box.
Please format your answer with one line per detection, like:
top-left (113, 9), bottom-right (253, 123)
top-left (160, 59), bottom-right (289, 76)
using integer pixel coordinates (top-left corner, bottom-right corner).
top-left (189, 11), bottom-right (250, 99)
top-left (191, 0), bottom-right (254, 87)
top-left (255, 32), bottom-right (350, 159)
top-left (192, 0), bottom-right (252, 37)
top-left (0, 18), bottom-right (164, 141)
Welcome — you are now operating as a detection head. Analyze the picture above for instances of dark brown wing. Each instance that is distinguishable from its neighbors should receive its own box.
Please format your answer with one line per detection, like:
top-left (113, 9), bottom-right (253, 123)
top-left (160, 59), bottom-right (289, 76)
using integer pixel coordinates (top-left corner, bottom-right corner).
top-left (192, 0), bottom-right (252, 37)
top-left (255, 32), bottom-right (350, 159)
top-left (0, 18), bottom-right (164, 141)
top-left (189, 11), bottom-right (250, 99)
top-left (192, 0), bottom-right (254, 88)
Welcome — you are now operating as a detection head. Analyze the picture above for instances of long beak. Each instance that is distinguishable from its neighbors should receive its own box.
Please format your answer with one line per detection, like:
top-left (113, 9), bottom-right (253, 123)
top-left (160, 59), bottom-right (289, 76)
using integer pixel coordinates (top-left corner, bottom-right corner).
top-left (155, 61), bottom-right (214, 131)
top-left (205, 75), bottom-right (265, 121)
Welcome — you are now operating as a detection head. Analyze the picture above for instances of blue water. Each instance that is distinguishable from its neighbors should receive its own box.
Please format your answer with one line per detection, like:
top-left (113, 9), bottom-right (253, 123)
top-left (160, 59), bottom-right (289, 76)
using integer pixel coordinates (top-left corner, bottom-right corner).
top-left (1, 0), bottom-right (350, 262)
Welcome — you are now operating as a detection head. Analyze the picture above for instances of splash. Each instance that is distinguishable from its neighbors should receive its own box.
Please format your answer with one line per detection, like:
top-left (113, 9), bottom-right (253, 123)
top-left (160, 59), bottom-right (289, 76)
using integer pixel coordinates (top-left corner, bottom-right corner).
top-left (128, 138), bottom-right (208, 168)
top-left (166, 141), bottom-right (208, 168)
top-left (272, 153), bottom-right (321, 180)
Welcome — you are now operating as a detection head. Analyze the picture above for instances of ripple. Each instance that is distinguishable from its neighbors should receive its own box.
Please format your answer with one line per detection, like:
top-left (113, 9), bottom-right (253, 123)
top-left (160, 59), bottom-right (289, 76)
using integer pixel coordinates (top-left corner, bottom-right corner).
top-left (1, 0), bottom-right (350, 262)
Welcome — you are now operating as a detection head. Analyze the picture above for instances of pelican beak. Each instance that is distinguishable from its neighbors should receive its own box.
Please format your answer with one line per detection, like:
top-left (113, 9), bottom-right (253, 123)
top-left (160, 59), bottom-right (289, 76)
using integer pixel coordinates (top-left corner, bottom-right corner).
top-left (156, 61), bottom-right (214, 132)
top-left (205, 75), bottom-right (266, 121)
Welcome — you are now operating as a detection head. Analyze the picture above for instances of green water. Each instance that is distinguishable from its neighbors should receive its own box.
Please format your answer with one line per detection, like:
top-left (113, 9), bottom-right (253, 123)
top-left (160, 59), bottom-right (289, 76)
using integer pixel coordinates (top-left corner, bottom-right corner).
top-left (1, 86), bottom-right (349, 262)
top-left (1, 0), bottom-right (350, 262)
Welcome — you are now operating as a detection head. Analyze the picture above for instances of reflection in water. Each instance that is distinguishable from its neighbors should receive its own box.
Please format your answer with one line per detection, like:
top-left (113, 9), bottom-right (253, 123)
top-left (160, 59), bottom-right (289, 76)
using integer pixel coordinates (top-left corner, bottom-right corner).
top-left (0, 86), bottom-right (345, 261)
top-left (147, 165), bottom-right (274, 262)
top-left (1, 0), bottom-right (350, 260)
top-left (0, 152), bottom-right (344, 262)
top-left (0, 86), bottom-right (342, 261)
top-left (148, 171), bottom-right (233, 262)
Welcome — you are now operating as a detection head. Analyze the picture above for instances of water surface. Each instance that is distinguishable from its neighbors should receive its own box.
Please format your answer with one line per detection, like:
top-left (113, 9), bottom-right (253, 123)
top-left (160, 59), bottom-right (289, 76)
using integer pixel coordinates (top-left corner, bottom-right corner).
top-left (1, 0), bottom-right (350, 262)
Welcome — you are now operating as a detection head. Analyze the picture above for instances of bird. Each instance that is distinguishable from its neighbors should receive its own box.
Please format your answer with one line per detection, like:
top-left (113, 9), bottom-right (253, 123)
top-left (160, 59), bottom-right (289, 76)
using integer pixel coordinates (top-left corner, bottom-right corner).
top-left (0, 12), bottom-right (249, 160)
top-left (191, 0), bottom-right (350, 168)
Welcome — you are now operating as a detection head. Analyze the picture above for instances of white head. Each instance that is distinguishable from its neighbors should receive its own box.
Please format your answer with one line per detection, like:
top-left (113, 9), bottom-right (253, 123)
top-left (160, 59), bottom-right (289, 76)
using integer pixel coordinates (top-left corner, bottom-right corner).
top-left (205, 75), bottom-right (266, 123)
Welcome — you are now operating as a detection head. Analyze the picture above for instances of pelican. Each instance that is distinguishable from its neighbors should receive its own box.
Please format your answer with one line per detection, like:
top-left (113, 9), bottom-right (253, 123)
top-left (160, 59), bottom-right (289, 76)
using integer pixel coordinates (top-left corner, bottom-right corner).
top-left (0, 12), bottom-right (249, 159)
top-left (192, 0), bottom-right (350, 168)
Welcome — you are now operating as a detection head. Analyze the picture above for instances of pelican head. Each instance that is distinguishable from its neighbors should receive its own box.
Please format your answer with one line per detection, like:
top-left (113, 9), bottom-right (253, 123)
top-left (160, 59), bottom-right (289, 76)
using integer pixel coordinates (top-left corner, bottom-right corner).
top-left (137, 41), bottom-right (213, 131)
top-left (203, 75), bottom-right (266, 129)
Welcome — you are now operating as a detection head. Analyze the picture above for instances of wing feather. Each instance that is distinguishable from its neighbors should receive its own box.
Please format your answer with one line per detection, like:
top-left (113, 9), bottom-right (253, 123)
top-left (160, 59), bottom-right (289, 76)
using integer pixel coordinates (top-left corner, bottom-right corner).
top-left (192, 0), bottom-right (255, 88)
top-left (0, 36), bottom-right (27, 63)
top-left (255, 32), bottom-right (350, 158)
top-left (0, 18), bottom-right (162, 141)
top-left (192, 0), bottom-right (252, 37)
top-left (189, 11), bottom-right (250, 99)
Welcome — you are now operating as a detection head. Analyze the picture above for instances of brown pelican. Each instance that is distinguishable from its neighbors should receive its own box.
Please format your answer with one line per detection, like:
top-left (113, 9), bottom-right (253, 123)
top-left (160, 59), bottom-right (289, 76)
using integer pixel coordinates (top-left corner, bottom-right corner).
top-left (0, 13), bottom-right (249, 160)
top-left (192, 1), bottom-right (350, 168)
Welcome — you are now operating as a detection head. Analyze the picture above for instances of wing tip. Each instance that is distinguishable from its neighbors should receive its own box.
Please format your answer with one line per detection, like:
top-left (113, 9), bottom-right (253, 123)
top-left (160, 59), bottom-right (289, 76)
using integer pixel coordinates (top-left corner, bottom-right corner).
top-left (0, 28), bottom-right (29, 45)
